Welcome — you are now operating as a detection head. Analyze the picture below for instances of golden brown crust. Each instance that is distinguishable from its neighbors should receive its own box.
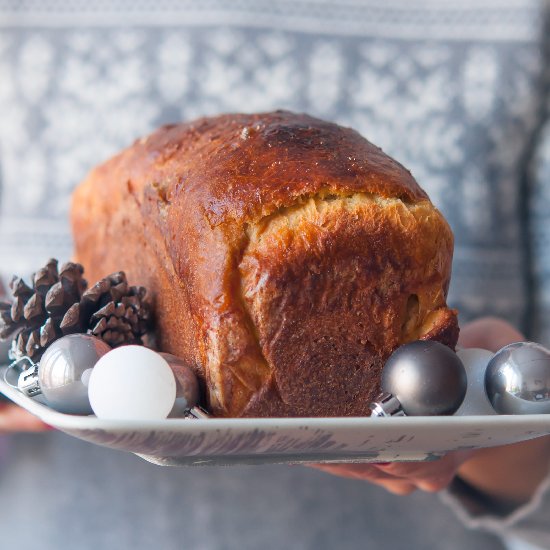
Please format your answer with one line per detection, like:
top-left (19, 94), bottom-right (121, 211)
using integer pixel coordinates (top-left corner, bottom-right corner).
top-left (71, 110), bottom-right (458, 417)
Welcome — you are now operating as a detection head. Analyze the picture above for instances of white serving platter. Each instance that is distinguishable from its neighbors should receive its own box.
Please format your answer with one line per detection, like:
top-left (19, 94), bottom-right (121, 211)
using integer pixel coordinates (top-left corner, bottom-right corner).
top-left (2, 366), bottom-right (550, 466)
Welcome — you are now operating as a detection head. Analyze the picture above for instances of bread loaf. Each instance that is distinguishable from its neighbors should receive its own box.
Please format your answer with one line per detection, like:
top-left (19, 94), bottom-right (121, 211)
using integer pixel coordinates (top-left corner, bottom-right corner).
top-left (71, 111), bottom-right (458, 417)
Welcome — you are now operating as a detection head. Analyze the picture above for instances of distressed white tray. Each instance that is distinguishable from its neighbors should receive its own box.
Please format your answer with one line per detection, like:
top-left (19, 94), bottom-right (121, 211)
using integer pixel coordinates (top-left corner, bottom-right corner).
top-left (2, 367), bottom-right (550, 466)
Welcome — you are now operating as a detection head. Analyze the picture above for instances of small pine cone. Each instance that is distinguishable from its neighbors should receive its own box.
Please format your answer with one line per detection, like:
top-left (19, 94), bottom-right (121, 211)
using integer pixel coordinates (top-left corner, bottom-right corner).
top-left (83, 273), bottom-right (151, 348)
top-left (1, 260), bottom-right (152, 360)
top-left (0, 258), bottom-right (89, 361)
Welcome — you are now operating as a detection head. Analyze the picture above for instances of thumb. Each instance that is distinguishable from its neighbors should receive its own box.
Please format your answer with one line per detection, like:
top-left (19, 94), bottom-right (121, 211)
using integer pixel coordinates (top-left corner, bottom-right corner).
top-left (458, 317), bottom-right (525, 352)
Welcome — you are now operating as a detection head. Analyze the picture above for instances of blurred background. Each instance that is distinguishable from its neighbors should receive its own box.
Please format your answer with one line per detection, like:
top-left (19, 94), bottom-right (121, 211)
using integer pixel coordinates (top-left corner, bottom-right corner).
top-left (0, 1), bottom-right (549, 549)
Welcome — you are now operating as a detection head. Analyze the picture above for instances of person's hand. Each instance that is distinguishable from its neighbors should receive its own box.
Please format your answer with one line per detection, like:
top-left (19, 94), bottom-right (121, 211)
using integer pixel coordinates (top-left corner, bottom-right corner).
top-left (0, 401), bottom-right (51, 433)
top-left (312, 449), bottom-right (474, 495)
top-left (310, 317), bottom-right (550, 502)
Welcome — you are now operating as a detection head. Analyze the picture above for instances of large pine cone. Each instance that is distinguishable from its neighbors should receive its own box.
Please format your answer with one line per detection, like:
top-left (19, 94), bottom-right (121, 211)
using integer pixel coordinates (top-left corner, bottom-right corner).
top-left (0, 259), bottom-right (151, 361)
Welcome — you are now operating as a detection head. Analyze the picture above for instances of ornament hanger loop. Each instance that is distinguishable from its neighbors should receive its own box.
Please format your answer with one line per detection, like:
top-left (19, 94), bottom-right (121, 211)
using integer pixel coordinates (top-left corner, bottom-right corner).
top-left (3, 356), bottom-right (36, 389)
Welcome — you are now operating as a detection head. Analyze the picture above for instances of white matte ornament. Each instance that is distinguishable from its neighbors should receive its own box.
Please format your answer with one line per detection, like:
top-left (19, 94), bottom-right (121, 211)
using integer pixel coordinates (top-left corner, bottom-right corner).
top-left (454, 348), bottom-right (496, 416)
top-left (88, 346), bottom-right (177, 420)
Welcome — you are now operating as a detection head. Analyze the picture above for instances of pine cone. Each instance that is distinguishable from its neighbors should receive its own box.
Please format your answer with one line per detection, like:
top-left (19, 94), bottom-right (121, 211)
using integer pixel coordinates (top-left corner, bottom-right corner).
top-left (82, 272), bottom-right (151, 348)
top-left (0, 259), bottom-right (151, 361)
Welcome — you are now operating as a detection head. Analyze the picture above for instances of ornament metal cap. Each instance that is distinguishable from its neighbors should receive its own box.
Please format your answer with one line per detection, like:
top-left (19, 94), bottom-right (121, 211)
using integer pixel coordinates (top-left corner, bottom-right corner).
top-left (17, 362), bottom-right (41, 398)
top-left (370, 392), bottom-right (406, 417)
top-left (185, 405), bottom-right (211, 419)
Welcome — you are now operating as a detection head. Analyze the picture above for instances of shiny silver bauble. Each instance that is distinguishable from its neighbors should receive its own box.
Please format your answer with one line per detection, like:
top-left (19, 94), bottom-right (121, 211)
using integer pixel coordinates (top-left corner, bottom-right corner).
top-left (28, 334), bottom-right (110, 414)
top-left (485, 342), bottom-right (550, 415)
top-left (382, 340), bottom-right (467, 416)
top-left (159, 352), bottom-right (200, 415)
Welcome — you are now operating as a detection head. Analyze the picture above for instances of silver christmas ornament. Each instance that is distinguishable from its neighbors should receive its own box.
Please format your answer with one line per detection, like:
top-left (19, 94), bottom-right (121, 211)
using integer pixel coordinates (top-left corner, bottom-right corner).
top-left (370, 340), bottom-right (467, 417)
top-left (18, 334), bottom-right (111, 414)
top-left (454, 348), bottom-right (496, 416)
top-left (184, 405), bottom-right (211, 419)
top-left (159, 352), bottom-right (200, 415)
top-left (485, 342), bottom-right (550, 415)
